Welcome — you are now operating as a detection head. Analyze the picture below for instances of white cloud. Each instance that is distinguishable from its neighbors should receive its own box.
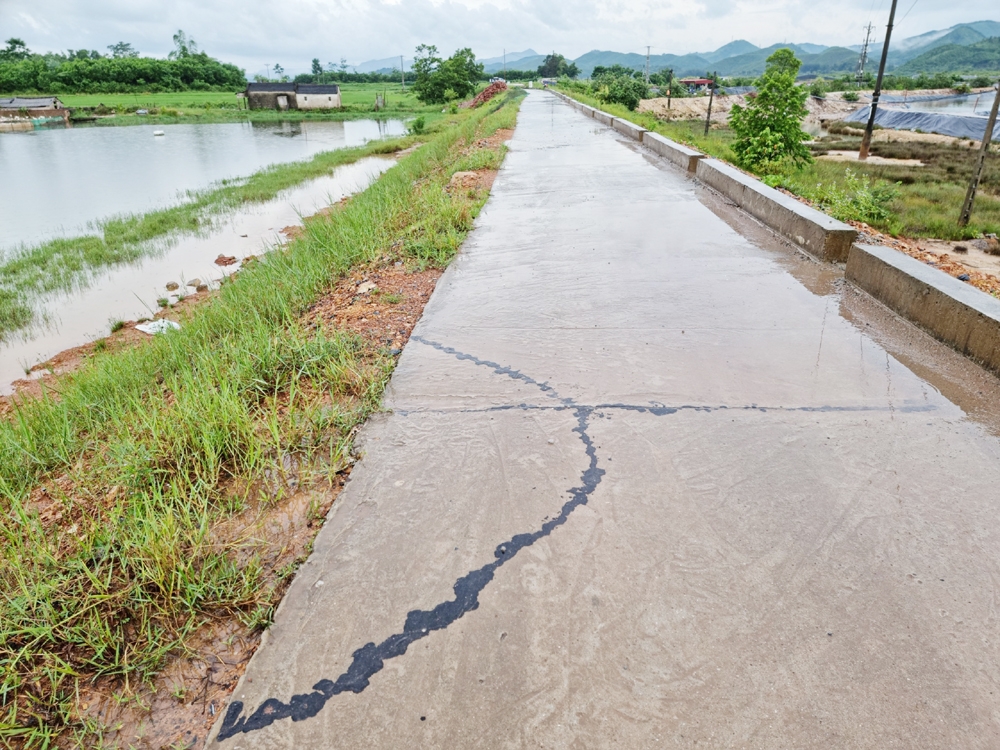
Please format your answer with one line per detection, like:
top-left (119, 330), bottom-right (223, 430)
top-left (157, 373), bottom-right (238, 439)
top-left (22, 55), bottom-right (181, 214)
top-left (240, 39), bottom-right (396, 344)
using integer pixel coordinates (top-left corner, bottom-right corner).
top-left (0, 0), bottom-right (996, 74)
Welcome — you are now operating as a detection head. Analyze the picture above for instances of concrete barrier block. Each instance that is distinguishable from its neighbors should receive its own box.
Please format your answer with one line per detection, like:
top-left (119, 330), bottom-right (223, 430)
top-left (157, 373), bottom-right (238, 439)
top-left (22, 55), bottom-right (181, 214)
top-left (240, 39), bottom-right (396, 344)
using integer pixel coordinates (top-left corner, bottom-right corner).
top-left (592, 110), bottom-right (614, 127)
top-left (612, 118), bottom-right (647, 142)
top-left (643, 132), bottom-right (704, 173)
top-left (695, 159), bottom-right (857, 262)
top-left (847, 244), bottom-right (1000, 375)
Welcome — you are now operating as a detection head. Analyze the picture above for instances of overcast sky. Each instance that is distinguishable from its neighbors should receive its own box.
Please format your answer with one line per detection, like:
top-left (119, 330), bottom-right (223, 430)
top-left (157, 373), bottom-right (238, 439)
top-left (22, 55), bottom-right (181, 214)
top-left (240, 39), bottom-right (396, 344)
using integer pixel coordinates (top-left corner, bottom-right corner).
top-left (2, 0), bottom-right (997, 75)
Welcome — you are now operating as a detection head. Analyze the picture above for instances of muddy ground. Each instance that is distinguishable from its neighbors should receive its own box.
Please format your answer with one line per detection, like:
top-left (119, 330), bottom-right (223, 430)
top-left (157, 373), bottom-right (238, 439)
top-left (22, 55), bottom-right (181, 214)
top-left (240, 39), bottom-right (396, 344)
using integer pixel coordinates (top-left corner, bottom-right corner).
top-left (0, 152), bottom-right (505, 748)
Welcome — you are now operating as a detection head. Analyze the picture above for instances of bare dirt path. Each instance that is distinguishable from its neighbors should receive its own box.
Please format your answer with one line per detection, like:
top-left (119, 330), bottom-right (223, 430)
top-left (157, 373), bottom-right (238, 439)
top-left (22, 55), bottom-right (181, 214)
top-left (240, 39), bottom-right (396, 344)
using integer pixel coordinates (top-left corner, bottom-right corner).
top-left (208, 91), bottom-right (1000, 749)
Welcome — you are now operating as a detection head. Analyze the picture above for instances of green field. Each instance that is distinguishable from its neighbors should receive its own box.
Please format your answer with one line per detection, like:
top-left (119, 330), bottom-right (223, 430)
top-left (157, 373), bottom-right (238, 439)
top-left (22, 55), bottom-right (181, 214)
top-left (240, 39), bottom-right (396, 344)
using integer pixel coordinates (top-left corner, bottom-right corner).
top-left (60, 84), bottom-right (439, 122)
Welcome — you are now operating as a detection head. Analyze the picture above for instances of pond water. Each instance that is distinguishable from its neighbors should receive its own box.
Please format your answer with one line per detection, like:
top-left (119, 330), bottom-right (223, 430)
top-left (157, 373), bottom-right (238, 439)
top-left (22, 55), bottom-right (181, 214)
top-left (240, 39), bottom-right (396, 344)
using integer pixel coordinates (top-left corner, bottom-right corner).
top-left (886, 90), bottom-right (997, 117)
top-left (0, 156), bottom-right (395, 394)
top-left (0, 118), bottom-right (407, 255)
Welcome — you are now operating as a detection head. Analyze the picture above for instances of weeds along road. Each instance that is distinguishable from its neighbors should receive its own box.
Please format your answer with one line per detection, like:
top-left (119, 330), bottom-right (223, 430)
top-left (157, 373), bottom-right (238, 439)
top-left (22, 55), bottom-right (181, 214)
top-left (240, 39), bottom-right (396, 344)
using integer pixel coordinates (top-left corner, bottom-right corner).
top-left (208, 90), bottom-right (1000, 748)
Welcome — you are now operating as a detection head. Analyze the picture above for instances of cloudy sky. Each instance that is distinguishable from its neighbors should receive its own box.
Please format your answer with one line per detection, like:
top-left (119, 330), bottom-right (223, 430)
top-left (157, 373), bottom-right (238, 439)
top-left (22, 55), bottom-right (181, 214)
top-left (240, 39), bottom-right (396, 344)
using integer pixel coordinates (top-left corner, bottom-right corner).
top-left (2, 0), bottom-right (996, 74)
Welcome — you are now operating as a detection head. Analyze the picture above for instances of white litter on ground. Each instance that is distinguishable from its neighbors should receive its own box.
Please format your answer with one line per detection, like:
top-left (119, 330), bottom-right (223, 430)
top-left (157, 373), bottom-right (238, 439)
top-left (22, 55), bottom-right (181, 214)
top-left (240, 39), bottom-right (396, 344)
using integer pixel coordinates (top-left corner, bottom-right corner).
top-left (136, 319), bottom-right (181, 335)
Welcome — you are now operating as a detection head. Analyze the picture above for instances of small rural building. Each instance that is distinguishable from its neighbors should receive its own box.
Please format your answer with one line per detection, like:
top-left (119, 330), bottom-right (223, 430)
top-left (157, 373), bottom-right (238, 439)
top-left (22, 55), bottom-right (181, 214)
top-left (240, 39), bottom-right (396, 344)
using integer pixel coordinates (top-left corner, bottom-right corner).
top-left (678, 78), bottom-right (714, 93)
top-left (295, 84), bottom-right (342, 110)
top-left (0, 97), bottom-right (69, 130)
top-left (244, 83), bottom-right (341, 111)
top-left (0, 96), bottom-right (65, 111)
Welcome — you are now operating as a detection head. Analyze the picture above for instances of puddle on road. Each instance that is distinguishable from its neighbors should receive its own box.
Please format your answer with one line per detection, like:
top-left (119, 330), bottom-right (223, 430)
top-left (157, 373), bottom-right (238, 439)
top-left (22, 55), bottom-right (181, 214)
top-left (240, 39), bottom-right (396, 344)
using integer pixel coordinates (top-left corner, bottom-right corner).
top-left (0, 156), bottom-right (394, 394)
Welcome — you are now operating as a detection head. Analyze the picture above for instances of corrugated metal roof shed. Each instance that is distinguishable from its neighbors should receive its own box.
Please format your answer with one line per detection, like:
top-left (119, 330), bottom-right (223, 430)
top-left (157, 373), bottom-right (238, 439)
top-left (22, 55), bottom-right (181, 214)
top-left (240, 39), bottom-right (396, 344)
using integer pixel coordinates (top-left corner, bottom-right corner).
top-left (0, 97), bottom-right (63, 109)
top-left (245, 83), bottom-right (296, 93)
top-left (297, 84), bottom-right (340, 95)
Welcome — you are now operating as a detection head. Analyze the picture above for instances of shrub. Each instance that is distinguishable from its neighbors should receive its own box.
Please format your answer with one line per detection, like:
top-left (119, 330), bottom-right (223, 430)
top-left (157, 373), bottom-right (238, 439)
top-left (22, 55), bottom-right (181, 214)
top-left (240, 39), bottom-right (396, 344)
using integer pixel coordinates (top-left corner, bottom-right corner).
top-left (843, 90), bottom-right (859, 102)
top-left (591, 70), bottom-right (648, 111)
top-left (408, 115), bottom-right (426, 135)
top-left (824, 169), bottom-right (900, 226)
top-left (729, 48), bottom-right (811, 172)
top-left (412, 45), bottom-right (483, 104)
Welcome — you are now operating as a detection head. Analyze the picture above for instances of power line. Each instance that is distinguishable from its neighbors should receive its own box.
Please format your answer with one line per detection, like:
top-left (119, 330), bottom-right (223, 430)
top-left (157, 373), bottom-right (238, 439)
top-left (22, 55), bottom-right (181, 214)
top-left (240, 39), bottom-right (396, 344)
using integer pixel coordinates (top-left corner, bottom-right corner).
top-left (898, 0), bottom-right (919, 25)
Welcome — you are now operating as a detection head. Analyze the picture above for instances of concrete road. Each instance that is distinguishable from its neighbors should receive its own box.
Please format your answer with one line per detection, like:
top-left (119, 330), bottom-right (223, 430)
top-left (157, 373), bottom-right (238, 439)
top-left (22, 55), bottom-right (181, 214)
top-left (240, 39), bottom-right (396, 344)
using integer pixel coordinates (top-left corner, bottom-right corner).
top-left (209, 91), bottom-right (1000, 748)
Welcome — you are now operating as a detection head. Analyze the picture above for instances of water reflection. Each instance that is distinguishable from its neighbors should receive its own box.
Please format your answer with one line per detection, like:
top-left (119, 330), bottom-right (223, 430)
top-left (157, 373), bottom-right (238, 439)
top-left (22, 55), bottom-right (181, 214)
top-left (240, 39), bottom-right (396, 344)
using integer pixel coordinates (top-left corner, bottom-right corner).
top-left (887, 90), bottom-right (997, 117)
top-left (0, 118), bottom-right (407, 255)
top-left (0, 157), bottom-right (395, 393)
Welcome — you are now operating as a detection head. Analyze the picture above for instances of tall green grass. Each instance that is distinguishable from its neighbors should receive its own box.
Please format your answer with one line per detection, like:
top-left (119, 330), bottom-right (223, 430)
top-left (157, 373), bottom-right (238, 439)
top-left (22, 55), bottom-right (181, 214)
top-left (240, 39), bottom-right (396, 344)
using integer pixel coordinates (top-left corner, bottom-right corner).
top-left (0, 91), bottom-right (522, 747)
top-left (0, 137), bottom-right (417, 340)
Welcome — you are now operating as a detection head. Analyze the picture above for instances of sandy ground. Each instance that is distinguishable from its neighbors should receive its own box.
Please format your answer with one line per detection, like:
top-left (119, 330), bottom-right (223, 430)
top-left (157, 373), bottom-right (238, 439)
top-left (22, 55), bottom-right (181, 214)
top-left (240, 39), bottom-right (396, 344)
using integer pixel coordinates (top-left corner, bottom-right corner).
top-left (638, 86), bottom-right (996, 138)
top-left (639, 92), bottom-right (859, 126)
top-left (817, 150), bottom-right (926, 166)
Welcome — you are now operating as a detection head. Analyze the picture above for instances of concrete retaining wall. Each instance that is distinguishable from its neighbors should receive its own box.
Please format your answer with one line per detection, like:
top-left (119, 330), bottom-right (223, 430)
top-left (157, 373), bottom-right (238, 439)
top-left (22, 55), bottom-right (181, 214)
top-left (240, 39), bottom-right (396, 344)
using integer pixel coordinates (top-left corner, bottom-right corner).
top-left (593, 110), bottom-right (614, 126)
top-left (847, 244), bottom-right (1000, 376)
top-left (612, 118), bottom-right (647, 141)
top-left (643, 132), bottom-right (705, 174)
top-left (696, 159), bottom-right (857, 262)
top-left (550, 90), bottom-right (858, 264)
top-left (547, 90), bottom-right (1000, 378)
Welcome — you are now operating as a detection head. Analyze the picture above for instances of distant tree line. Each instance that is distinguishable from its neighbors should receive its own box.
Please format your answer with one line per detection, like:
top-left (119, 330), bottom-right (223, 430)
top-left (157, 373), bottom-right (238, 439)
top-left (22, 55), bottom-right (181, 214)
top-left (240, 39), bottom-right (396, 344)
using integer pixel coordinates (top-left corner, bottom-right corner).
top-left (0, 33), bottom-right (245, 94)
top-left (537, 53), bottom-right (579, 79)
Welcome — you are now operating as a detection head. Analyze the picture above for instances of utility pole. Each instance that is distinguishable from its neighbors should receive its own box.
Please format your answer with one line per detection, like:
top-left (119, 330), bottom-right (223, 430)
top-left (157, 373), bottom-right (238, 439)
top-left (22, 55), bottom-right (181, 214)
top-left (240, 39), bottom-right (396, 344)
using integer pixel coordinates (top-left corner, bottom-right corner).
top-left (503, 48), bottom-right (506, 79)
top-left (859, 0), bottom-right (898, 161)
top-left (401, 55), bottom-right (405, 89)
top-left (958, 79), bottom-right (1000, 227)
top-left (704, 72), bottom-right (717, 136)
top-left (856, 23), bottom-right (874, 87)
top-left (667, 68), bottom-right (673, 110)
top-left (645, 46), bottom-right (651, 85)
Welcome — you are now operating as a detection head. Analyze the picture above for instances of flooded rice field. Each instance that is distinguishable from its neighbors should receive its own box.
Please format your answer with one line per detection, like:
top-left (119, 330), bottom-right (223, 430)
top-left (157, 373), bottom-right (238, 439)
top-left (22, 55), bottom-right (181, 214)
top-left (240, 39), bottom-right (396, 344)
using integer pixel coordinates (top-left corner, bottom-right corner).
top-left (0, 118), bottom-right (406, 254)
top-left (0, 156), bottom-right (395, 394)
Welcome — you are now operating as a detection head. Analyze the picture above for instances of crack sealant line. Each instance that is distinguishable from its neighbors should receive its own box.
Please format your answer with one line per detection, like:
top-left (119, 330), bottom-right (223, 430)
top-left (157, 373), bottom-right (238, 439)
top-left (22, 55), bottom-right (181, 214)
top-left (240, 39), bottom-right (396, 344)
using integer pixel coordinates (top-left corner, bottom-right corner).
top-left (216, 340), bottom-right (603, 742)
top-left (393, 402), bottom-right (937, 417)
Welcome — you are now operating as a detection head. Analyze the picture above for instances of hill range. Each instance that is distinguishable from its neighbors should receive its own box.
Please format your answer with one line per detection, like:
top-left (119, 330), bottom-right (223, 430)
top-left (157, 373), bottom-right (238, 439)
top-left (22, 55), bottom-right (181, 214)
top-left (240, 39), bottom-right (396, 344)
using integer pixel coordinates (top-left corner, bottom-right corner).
top-left (354, 20), bottom-right (1000, 78)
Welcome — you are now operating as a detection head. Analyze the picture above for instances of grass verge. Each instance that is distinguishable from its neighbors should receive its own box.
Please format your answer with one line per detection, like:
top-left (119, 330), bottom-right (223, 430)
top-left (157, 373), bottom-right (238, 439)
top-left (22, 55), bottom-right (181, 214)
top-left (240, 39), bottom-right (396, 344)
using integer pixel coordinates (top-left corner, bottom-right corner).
top-left (59, 85), bottom-right (447, 126)
top-left (556, 85), bottom-right (1000, 240)
top-left (0, 89), bottom-right (522, 748)
top-left (0, 134), bottom-right (423, 340)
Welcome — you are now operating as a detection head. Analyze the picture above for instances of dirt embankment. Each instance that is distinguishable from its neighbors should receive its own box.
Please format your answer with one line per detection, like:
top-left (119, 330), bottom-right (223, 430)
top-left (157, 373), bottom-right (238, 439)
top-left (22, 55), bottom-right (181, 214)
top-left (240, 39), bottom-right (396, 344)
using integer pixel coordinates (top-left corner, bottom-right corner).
top-left (0, 129), bottom-right (513, 749)
top-left (639, 93), bottom-right (860, 127)
top-left (639, 87), bottom-right (996, 130)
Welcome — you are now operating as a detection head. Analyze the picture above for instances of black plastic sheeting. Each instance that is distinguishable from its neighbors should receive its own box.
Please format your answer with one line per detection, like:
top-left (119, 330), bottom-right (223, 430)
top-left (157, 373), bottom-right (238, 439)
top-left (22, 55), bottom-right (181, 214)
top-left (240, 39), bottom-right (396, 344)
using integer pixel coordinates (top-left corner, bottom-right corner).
top-left (845, 105), bottom-right (1000, 141)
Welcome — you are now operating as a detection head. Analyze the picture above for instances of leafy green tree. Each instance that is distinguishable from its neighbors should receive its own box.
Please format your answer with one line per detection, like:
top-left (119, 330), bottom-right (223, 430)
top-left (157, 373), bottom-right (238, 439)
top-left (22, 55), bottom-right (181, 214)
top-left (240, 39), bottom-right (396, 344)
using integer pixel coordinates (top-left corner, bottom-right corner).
top-left (729, 48), bottom-right (811, 171)
top-left (412, 44), bottom-right (483, 103)
top-left (538, 53), bottom-right (580, 79)
top-left (0, 38), bottom-right (31, 62)
top-left (68, 49), bottom-right (102, 60)
top-left (592, 64), bottom-right (641, 80)
top-left (107, 42), bottom-right (139, 58)
top-left (169, 30), bottom-right (198, 60)
top-left (591, 68), bottom-right (648, 110)
top-left (311, 58), bottom-right (322, 76)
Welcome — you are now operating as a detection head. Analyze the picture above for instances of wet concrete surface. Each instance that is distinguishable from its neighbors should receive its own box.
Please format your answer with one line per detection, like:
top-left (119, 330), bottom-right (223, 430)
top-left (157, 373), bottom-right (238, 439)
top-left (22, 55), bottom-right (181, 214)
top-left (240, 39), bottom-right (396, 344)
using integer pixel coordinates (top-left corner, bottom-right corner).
top-left (208, 91), bottom-right (1000, 748)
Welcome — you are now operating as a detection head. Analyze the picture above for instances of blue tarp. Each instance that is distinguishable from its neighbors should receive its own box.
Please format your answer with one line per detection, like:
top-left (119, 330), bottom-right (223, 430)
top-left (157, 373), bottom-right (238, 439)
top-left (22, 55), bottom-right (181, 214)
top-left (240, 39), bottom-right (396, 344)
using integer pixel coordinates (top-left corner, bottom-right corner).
top-left (845, 105), bottom-right (1000, 141)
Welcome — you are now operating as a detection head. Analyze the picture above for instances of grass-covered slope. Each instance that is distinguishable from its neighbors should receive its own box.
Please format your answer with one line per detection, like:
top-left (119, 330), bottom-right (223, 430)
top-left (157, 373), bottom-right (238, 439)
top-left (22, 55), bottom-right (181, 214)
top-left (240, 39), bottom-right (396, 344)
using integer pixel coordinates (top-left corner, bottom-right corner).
top-left (0, 90), bottom-right (522, 747)
top-left (898, 37), bottom-right (1000, 74)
